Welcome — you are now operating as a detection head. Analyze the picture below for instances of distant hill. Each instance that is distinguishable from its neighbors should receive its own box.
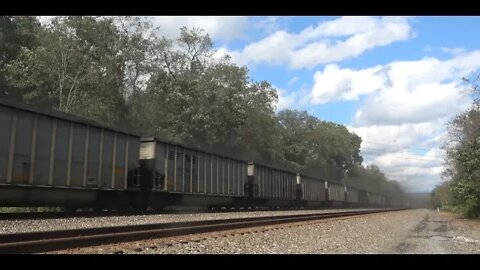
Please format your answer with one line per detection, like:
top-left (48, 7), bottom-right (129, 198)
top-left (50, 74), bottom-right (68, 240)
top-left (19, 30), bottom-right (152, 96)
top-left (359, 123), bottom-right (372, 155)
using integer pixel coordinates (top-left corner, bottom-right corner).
top-left (407, 192), bottom-right (432, 208)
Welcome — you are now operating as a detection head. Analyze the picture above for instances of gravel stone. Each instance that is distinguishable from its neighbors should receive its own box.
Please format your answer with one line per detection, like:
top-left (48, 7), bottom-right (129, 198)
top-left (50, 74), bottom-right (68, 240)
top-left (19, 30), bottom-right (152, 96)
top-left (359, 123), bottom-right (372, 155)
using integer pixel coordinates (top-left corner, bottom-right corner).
top-left (0, 208), bottom-right (375, 234)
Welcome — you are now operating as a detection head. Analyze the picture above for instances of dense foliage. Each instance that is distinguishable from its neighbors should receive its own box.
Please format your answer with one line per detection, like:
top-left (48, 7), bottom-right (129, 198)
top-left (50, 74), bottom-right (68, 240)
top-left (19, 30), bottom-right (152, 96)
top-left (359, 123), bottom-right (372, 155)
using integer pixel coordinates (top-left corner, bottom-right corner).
top-left (432, 73), bottom-right (480, 217)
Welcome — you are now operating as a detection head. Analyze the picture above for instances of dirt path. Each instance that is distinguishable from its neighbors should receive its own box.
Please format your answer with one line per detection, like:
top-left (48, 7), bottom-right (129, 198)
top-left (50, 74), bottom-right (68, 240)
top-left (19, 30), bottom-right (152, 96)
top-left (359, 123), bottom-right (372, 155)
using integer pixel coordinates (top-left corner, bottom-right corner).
top-left (392, 210), bottom-right (480, 254)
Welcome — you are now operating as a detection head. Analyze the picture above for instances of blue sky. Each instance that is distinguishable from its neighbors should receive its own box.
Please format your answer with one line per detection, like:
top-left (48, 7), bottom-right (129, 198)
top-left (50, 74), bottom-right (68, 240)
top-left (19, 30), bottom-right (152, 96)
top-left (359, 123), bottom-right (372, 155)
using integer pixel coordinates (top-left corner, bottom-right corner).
top-left (144, 16), bottom-right (480, 193)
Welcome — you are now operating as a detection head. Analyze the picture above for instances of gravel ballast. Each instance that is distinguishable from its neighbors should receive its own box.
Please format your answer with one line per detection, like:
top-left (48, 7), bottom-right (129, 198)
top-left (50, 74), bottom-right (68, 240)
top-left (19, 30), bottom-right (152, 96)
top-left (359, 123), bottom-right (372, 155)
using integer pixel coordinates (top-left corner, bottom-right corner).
top-left (0, 208), bottom-right (378, 234)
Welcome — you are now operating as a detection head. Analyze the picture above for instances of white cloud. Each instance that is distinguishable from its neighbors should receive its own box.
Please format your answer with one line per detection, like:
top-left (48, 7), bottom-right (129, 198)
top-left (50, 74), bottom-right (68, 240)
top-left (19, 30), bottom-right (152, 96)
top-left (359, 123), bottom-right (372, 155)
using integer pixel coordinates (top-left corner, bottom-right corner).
top-left (441, 47), bottom-right (466, 55)
top-left (275, 86), bottom-right (311, 112)
top-left (213, 47), bottom-right (249, 67)
top-left (354, 82), bottom-right (470, 126)
top-left (347, 119), bottom-right (451, 192)
top-left (277, 88), bottom-right (296, 111)
top-left (291, 17), bottom-right (412, 69)
top-left (37, 16), bottom-right (249, 43)
top-left (253, 16), bottom-right (281, 34)
top-left (312, 51), bottom-right (480, 126)
top-left (352, 57), bottom-right (478, 125)
top-left (333, 51), bottom-right (480, 192)
top-left (311, 64), bottom-right (387, 104)
top-left (241, 30), bottom-right (295, 65)
top-left (221, 16), bottom-right (413, 69)
top-left (150, 16), bottom-right (249, 42)
top-left (362, 148), bottom-right (445, 192)
top-left (299, 16), bottom-right (380, 38)
top-left (423, 45), bottom-right (466, 55)
top-left (349, 121), bottom-right (444, 154)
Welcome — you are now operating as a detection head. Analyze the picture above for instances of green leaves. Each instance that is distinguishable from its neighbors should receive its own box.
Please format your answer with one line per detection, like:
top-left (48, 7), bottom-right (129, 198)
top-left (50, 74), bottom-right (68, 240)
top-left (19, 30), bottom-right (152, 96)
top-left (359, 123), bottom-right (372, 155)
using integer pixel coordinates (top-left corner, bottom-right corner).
top-left (436, 87), bottom-right (480, 217)
top-left (0, 16), bottom-right (42, 102)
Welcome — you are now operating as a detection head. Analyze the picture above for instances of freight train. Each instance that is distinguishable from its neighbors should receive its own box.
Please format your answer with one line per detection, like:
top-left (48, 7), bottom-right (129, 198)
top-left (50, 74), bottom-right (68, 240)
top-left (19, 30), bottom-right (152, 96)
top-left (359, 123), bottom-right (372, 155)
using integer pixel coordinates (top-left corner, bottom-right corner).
top-left (0, 100), bottom-right (408, 211)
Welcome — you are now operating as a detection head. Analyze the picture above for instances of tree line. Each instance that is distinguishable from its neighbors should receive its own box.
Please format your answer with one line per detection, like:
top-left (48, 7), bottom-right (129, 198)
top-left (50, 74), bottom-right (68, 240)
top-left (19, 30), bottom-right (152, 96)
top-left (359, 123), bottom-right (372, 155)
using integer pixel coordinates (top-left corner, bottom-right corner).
top-left (432, 73), bottom-right (480, 217)
top-left (0, 16), bottom-right (405, 200)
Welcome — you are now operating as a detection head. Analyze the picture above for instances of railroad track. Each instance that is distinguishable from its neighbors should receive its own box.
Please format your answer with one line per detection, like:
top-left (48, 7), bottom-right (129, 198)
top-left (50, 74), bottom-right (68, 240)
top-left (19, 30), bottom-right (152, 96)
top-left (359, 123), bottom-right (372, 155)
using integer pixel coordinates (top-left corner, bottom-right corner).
top-left (0, 208), bottom-right (406, 254)
top-left (0, 209), bottom-right (205, 220)
top-left (0, 206), bottom-right (331, 220)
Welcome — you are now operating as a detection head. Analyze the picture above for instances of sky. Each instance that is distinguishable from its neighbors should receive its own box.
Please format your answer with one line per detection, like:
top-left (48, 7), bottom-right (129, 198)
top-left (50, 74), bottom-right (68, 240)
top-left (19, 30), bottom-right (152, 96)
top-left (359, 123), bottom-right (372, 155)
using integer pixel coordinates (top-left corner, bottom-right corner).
top-left (42, 16), bottom-right (480, 192)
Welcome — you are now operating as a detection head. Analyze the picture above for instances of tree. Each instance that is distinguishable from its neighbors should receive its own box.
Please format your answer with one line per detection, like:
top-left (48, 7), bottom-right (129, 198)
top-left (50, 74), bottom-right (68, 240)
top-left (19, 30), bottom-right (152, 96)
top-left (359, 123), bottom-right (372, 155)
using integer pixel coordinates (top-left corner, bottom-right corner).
top-left (462, 71), bottom-right (480, 103)
top-left (0, 16), bottom-right (41, 102)
top-left (130, 27), bottom-right (279, 159)
top-left (442, 104), bottom-right (480, 217)
top-left (3, 16), bottom-right (157, 127)
top-left (272, 110), bottom-right (364, 181)
top-left (431, 181), bottom-right (454, 209)
top-left (236, 80), bottom-right (278, 162)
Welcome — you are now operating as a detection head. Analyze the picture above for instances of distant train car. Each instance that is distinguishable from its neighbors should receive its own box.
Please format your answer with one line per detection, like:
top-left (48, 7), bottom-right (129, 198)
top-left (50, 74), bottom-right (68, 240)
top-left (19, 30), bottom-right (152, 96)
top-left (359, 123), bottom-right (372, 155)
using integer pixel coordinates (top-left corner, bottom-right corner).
top-left (297, 174), bottom-right (326, 207)
top-left (346, 186), bottom-right (360, 204)
top-left (368, 192), bottom-right (376, 206)
top-left (326, 181), bottom-right (345, 206)
top-left (367, 192), bottom-right (386, 208)
top-left (358, 189), bottom-right (369, 206)
top-left (376, 194), bottom-right (387, 206)
top-left (247, 162), bottom-right (297, 207)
